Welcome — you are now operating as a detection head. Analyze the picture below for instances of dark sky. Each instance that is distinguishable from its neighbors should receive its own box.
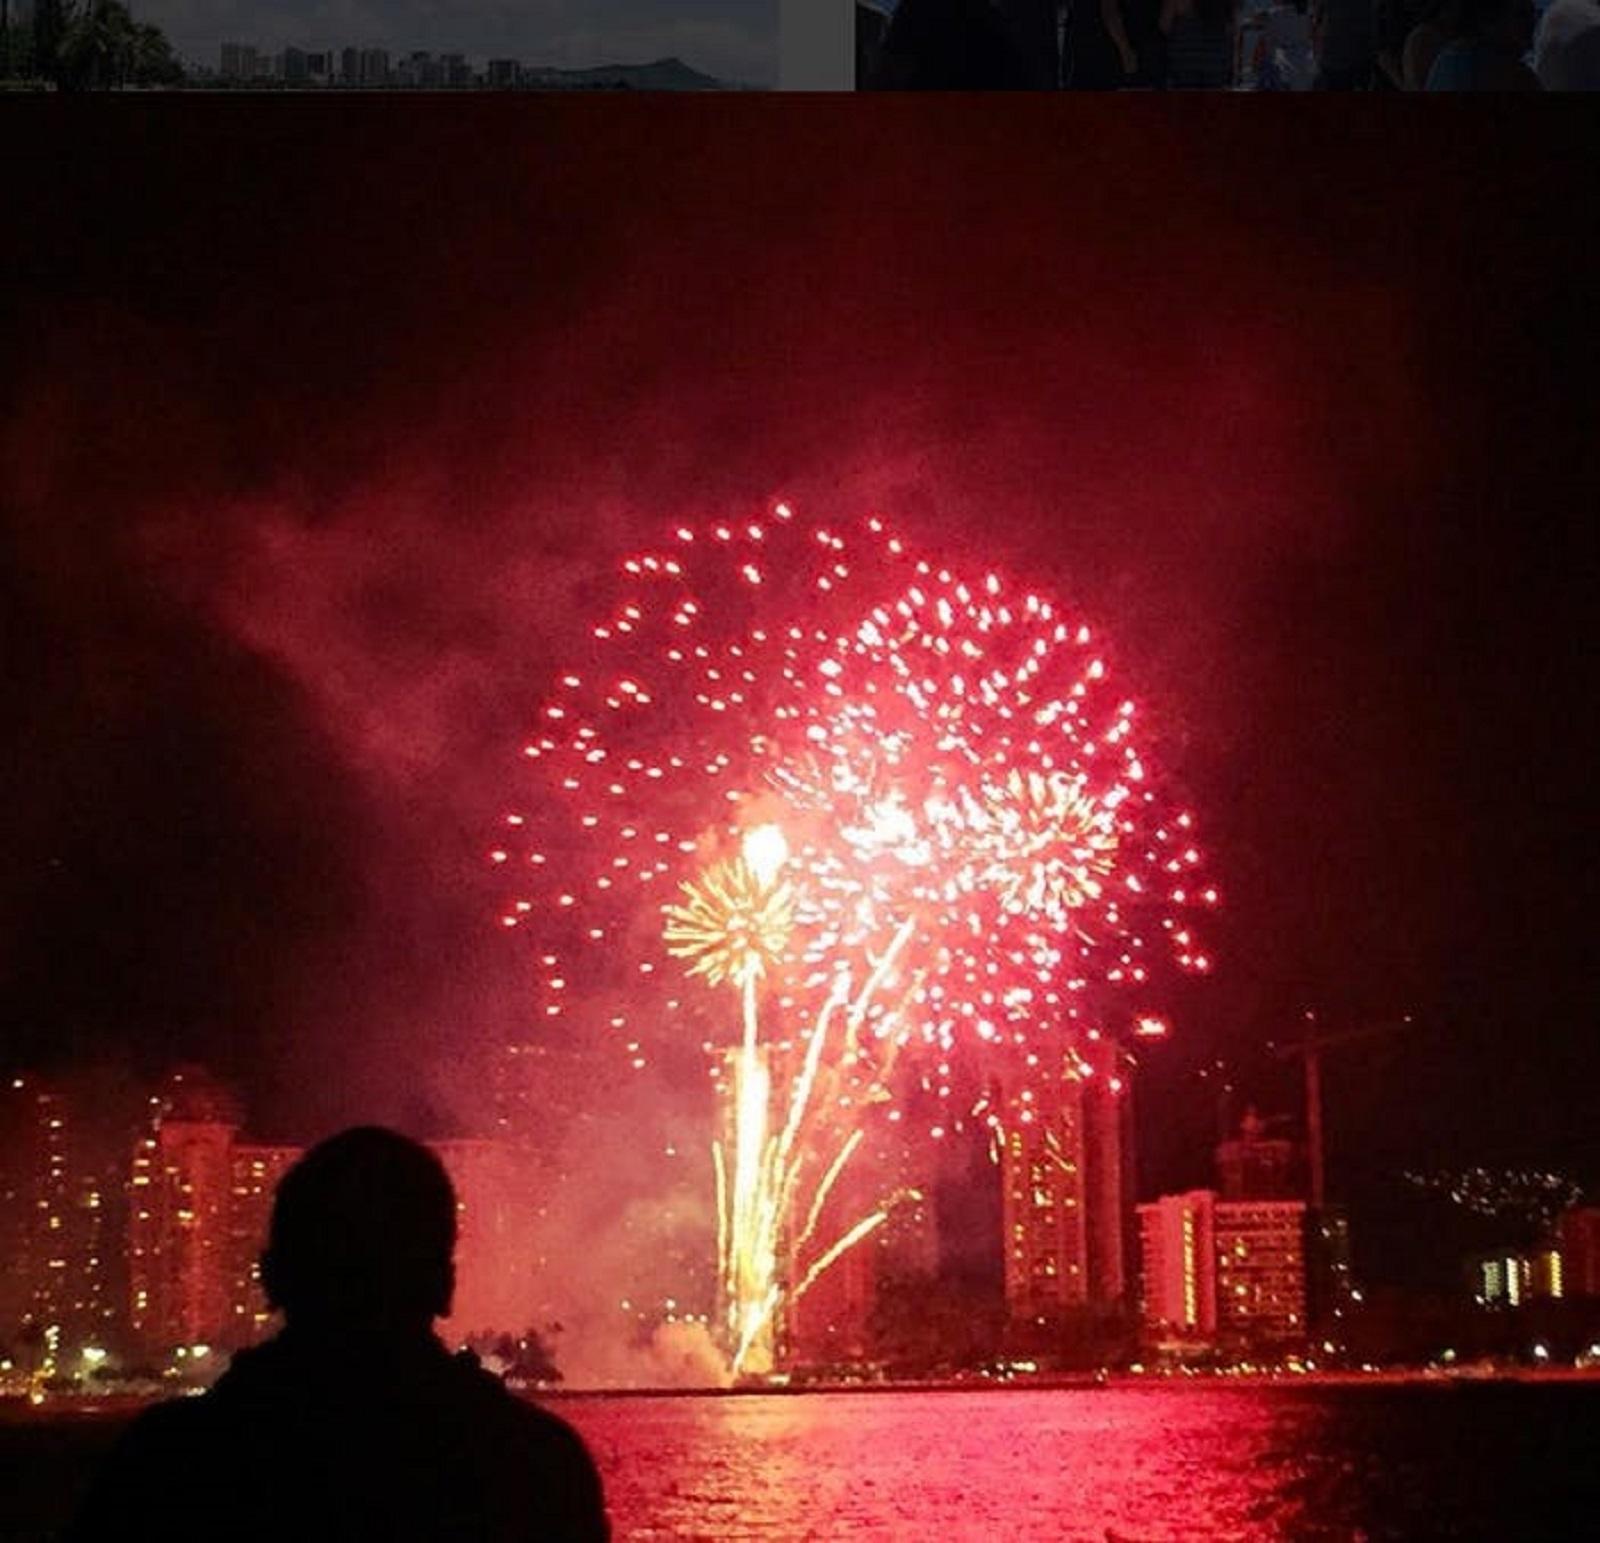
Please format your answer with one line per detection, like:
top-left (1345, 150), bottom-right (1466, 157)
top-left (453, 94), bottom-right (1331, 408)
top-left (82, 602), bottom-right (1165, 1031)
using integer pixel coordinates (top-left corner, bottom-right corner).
top-left (4, 100), bottom-right (1597, 1282)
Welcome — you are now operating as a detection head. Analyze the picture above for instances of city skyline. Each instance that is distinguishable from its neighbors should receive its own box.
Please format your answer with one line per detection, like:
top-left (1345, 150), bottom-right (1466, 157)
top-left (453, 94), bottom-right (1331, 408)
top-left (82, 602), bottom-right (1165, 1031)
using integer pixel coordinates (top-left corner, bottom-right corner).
top-left (204, 44), bottom-right (734, 89)
top-left (122, 0), bottom-right (779, 84)
top-left (7, 1054), bottom-right (1597, 1394)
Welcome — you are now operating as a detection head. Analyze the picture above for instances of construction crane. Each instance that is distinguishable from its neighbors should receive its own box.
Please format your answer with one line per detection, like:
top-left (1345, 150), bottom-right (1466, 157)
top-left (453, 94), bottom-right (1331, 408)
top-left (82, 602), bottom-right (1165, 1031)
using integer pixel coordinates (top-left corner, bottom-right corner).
top-left (1268, 1012), bottom-right (1414, 1210)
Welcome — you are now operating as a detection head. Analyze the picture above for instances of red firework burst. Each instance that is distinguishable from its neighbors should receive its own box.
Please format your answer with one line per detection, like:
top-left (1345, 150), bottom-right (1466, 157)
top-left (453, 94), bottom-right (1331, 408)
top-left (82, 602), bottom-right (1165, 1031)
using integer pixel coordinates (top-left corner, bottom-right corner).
top-left (500, 503), bottom-right (1213, 1075)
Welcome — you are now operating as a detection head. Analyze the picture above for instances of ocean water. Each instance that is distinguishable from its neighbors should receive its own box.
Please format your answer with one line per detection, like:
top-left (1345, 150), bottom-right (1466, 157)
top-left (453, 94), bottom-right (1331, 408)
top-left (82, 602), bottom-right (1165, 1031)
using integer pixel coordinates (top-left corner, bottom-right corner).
top-left (7, 1383), bottom-right (1598, 1540)
top-left (558, 1384), bottom-right (1599, 1541)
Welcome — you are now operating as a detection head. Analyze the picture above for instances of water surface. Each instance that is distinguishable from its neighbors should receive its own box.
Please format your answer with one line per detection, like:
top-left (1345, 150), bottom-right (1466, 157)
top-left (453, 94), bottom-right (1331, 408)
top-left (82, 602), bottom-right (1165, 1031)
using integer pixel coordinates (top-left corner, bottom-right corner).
top-left (558, 1384), bottom-right (1598, 1540)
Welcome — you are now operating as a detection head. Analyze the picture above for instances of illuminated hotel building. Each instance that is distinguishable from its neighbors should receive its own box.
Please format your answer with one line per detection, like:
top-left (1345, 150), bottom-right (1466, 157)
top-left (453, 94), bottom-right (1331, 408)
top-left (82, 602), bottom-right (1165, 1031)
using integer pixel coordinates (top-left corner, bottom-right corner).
top-left (1137, 1191), bottom-right (1217, 1340)
top-left (1139, 1111), bottom-right (1313, 1350)
top-left (128, 1067), bottom-right (244, 1353)
top-left (492, 1037), bottom-right (594, 1153)
top-left (126, 1065), bottom-right (540, 1354)
top-left (226, 1142), bottom-right (304, 1345)
top-left (491, 1037), bottom-right (601, 1292)
top-left (999, 1038), bottom-right (1131, 1338)
top-left (1139, 1193), bottom-right (1310, 1350)
top-left (0, 1076), bottom-right (119, 1364)
top-left (1473, 1247), bottom-right (1565, 1308)
top-left (1213, 1199), bottom-right (1308, 1344)
top-left (431, 1137), bottom-right (537, 1341)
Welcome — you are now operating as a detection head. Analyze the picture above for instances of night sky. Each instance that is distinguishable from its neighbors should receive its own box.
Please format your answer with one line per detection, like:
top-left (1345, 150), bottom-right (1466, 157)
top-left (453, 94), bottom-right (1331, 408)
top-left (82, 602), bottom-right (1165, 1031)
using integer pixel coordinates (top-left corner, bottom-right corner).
top-left (5, 100), bottom-right (1596, 1284)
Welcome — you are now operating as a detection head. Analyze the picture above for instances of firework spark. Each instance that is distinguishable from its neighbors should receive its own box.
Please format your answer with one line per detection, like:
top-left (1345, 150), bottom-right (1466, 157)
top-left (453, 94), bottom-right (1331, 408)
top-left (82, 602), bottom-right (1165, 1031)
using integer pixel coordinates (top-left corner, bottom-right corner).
top-left (672, 831), bottom-right (918, 1376)
top-left (959, 767), bottom-right (1121, 919)
top-left (664, 857), bottom-right (796, 992)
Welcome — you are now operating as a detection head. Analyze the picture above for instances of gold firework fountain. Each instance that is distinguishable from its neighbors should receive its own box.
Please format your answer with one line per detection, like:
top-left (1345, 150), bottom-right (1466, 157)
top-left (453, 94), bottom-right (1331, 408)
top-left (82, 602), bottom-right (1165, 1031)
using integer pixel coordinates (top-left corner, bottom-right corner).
top-left (664, 824), bottom-right (913, 1378)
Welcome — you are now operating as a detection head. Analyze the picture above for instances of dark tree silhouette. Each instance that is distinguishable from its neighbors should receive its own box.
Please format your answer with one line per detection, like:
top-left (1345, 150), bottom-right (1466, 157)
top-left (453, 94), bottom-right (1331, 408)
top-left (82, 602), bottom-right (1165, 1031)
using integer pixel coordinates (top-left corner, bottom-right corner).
top-left (37, 0), bottom-right (182, 89)
top-left (31, 0), bottom-right (68, 79)
top-left (468, 1326), bottom-right (565, 1388)
top-left (511, 1328), bottom-right (564, 1387)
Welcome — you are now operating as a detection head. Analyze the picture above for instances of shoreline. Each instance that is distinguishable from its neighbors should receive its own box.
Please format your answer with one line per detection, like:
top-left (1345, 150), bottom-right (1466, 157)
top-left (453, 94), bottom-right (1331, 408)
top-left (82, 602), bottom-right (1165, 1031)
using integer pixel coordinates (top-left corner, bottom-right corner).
top-left (536, 1366), bottom-right (1600, 1399)
top-left (11, 1366), bottom-right (1600, 1417)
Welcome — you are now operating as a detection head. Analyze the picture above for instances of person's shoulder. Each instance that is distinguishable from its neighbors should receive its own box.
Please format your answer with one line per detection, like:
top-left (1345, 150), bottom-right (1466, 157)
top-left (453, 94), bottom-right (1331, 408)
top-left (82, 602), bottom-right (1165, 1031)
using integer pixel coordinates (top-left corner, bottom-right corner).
top-left (506, 1394), bottom-right (591, 1449)
top-left (117, 1391), bottom-right (220, 1449)
top-left (467, 1369), bottom-right (591, 1452)
top-left (104, 1389), bottom-right (248, 1480)
top-left (453, 1371), bottom-right (610, 1539)
top-left (65, 1396), bottom-right (224, 1540)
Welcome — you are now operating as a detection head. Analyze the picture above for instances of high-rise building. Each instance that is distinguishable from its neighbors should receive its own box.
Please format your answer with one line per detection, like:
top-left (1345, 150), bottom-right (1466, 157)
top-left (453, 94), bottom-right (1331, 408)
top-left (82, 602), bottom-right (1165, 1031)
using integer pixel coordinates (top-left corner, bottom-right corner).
top-left (400, 51), bottom-right (444, 87)
top-left (998, 1039), bottom-right (1130, 1344)
top-left (219, 43), bottom-right (258, 80)
top-left (1000, 1097), bottom-right (1084, 1327)
top-left (781, 1110), bottom-right (937, 1371)
top-left (1472, 1246), bottom-right (1565, 1307)
top-left (127, 1065), bottom-right (549, 1356)
top-left (1084, 1047), bottom-right (1133, 1307)
top-left (1211, 1110), bottom-right (1332, 1343)
top-left (1557, 1207), bottom-right (1600, 1297)
top-left (1139, 1190), bottom-right (1310, 1351)
top-left (1213, 1199), bottom-right (1309, 1346)
top-left (783, 1225), bottom-right (878, 1369)
top-left (431, 1137), bottom-right (537, 1341)
top-left (225, 1142), bottom-right (302, 1347)
top-left (1307, 1205), bottom-right (1355, 1328)
top-left (930, 1086), bottom-right (1003, 1294)
top-left (128, 1067), bottom-right (243, 1355)
top-left (492, 1037), bottom-right (596, 1154)
top-left (0, 1075), bottom-right (120, 1367)
top-left (1137, 1190), bottom-right (1217, 1340)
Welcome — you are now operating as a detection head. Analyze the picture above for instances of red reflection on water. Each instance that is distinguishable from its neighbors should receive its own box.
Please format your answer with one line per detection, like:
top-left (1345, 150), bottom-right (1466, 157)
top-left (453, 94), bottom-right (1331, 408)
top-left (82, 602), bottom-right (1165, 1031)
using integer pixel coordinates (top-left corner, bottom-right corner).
top-left (561, 1388), bottom-right (1328, 1540)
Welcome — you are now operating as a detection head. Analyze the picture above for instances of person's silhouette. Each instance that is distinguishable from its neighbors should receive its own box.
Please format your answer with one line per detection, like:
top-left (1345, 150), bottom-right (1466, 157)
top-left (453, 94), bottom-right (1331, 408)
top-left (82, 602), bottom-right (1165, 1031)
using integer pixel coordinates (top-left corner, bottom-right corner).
top-left (70, 1127), bottom-right (609, 1541)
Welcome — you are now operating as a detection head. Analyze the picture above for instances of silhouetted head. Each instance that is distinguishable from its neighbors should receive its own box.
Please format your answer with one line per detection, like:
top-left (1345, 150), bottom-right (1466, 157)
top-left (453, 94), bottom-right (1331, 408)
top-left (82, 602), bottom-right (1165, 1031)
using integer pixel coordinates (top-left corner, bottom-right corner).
top-left (261, 1127), bottom-right (456, 1334)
